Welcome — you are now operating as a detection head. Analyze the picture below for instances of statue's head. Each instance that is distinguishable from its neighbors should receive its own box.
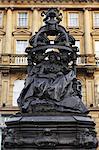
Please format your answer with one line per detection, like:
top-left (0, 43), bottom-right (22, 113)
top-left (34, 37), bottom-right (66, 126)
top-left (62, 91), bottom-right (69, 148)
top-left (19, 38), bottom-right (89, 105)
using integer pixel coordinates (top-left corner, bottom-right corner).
top-left (41, 8), bottom-right (62, 25)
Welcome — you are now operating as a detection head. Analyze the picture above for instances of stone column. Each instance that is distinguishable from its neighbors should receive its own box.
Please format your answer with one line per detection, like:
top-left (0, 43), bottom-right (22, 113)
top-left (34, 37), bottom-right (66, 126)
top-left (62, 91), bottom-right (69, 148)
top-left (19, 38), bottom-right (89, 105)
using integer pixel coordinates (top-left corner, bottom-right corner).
top-left (5, 8), bottom-right (12, 53)
top-left (32, 8), bottom-right (39, 35)
top-left (84, 8), bottom-right (92, 54)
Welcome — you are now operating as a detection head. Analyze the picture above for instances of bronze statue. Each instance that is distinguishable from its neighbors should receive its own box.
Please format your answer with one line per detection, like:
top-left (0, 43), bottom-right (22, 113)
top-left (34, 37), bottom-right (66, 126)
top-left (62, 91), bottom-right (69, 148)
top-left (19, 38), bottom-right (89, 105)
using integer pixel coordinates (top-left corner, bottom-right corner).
top-left (3, 9), bottom-right (98, 149)
top-left (17, 8), bottom-right (88, 114)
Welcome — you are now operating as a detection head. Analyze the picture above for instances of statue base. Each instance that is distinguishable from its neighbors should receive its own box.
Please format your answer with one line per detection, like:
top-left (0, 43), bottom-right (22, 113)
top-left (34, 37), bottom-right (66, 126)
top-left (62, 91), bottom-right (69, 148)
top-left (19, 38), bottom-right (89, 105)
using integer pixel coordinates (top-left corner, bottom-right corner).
top-left (4, 114), bottom-right (98, 150)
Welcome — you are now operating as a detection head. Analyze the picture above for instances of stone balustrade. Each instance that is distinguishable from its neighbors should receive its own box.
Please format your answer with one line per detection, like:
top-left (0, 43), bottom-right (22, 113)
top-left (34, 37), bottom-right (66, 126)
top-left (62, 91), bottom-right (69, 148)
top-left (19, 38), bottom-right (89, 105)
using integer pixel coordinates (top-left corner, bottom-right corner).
top-left (10, 54), bottom-right (27, 65)
top-left (0, 54), bottom-right (27, 66)
top-left (0, 54), bottom-right (97, 66)
top-left (95, 57), bottom-right (99, 66)
top-left (77, 54), bottom-right (96, 66)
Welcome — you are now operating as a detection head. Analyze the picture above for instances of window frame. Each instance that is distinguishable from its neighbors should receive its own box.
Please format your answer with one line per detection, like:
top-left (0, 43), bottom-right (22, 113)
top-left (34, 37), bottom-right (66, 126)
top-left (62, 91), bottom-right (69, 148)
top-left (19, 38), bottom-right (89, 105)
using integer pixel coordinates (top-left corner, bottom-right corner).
top-left (13, 37), bottom-right (29, 54)
top-left (16, 11), bottom-right (29, 29)
top-left (13, 79), bottom-right (25, 107)
top-left (94, 77), bottom-right (99, 107)
top-left (93, 11), bottom-right (99, 29)
top-left (94, 40), bottom-right (99, 57)
top-left (16, 39), bottom-right (28, 54)
top-left (67, 11), bottom-right (80, 28)
top-left (93, 36), bottom-right (99, 57)
top-left (0, 38), bottom-right (3, 54)
top-left (0, 11), bottom-right (3, 28)
top-left (75, 40), bottom-right (80, 54)
top-left (73, 36), bottom-right (84, 54)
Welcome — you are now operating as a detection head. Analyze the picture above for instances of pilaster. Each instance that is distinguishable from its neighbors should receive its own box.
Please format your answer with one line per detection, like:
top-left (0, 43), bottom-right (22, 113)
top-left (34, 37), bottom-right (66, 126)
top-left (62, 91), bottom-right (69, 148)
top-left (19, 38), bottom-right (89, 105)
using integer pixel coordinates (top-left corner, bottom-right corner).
top-left (32, 8), bottom-right (39, 35)
top-left (84, 8), bottom-right (92, 54)
top-left (5, 8), bottom-right (12, 53)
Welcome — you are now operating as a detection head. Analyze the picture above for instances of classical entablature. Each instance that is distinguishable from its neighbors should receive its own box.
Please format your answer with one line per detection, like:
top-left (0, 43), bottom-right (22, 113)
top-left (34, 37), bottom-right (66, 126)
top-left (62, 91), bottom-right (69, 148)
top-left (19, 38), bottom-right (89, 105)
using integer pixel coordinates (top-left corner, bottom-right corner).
top-left (0, 0), bottom-right (98, 6)
top-left (0, 0), bottom-right (98, 3)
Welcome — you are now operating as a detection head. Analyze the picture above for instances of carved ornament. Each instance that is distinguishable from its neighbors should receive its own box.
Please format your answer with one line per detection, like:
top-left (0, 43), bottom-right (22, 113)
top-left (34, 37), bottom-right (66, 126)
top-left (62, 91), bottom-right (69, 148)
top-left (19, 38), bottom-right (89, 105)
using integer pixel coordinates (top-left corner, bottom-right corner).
top-left (69, 29), bottom-right (84, 36)
top-left (12, 29), bottom-right (32, 36)
top-left (91, 30), bottom-right (99, 36)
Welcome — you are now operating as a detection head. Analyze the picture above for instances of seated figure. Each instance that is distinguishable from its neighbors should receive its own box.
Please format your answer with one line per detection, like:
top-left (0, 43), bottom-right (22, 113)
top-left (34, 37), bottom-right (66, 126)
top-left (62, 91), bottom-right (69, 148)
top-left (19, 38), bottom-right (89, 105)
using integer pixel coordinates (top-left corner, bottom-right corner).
top-left (17, 51), bottom-right (88, 114)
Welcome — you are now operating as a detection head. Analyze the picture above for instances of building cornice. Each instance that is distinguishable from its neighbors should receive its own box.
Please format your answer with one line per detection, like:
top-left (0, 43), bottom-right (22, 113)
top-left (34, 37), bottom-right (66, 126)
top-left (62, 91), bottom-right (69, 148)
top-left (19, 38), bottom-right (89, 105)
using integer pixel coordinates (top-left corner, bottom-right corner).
top-left (0, 0), bottom-right (99, 3)
top-left (0, 0), bottom-right (99, 11)
top-left (0, 0), bottom-right (99, 4)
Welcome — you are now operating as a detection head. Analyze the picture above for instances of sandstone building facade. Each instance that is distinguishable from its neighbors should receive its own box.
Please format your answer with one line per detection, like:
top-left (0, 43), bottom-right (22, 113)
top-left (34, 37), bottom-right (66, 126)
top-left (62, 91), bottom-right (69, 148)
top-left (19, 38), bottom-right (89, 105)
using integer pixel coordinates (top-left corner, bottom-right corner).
top-left (0, 0), bottom-right (99, 149)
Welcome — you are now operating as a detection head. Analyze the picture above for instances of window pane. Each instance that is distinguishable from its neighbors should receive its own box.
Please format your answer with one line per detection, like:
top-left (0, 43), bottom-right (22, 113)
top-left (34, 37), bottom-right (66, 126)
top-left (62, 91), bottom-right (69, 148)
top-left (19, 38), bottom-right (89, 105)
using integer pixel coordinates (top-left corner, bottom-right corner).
top-left (95, 81), bottom-right (99, 106)
top-left (0, 128), bottom-right (1, 150)
top-left (95, 41), bottom-right (99, 57)
top-left (68, 13), bottom-right (79, 27)
top-left (0, 39), bottom-right (2, 54)
top-left (75, 40), bottom-right (80, 49)
top-left (17, 12), bottom-right (28, 27)
top-left (94, 13), bottom-right (99, 27)
top-left (0, 13), bottom-right (2, 27)
top-left (76, 40), bottom-right (80, 64)
top-left (75, 40), bottom-right (80, 54)
top-left (13, 80), bottom-right (25, 106)
top-left (16, 40), bottom-right (28, 54)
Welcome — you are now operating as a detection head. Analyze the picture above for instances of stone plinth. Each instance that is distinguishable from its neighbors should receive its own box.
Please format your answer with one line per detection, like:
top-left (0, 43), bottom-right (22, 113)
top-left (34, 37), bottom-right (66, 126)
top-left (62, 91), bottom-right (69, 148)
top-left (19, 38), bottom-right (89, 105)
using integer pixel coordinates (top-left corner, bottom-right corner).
top-left (4, 114), bottom-right (97, 150)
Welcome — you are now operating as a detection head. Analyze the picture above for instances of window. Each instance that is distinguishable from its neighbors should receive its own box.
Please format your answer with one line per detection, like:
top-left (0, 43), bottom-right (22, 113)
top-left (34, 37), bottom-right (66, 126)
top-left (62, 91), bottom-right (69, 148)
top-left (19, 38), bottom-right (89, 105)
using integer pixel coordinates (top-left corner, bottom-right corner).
top-left (75, 40), bottom-right (80, 54)
top-left (0, 39), bottom-right (2, 54)
top-left (95, 81), bottom-right (99, 107)
top-left (68, 13), bottom-right (79, 27)
top-left (0, 12), bottom-right (3, 27)
top-left (0, 128), bottom-right (1, 150)
top-left (95, 41), bottom-right (99, 57)
top-left (75, 40), bottom-right (81, 64)
top-left (13, 80), bottom-right (25, 106)
top-left (16, 40), bottom-right (28, 54)
top-left (17, 12), bottom-right (28, 27)
top-left (93, 12), bottom-right (99, 27)
top-left (75, 40), bottom-right (80, 49)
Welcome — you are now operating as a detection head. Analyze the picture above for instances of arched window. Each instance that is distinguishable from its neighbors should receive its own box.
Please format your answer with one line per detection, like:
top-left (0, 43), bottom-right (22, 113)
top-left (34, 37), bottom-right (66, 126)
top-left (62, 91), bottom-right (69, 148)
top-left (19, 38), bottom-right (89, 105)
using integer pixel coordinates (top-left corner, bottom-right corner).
top-left (13, 80), bottom-right (25, 106)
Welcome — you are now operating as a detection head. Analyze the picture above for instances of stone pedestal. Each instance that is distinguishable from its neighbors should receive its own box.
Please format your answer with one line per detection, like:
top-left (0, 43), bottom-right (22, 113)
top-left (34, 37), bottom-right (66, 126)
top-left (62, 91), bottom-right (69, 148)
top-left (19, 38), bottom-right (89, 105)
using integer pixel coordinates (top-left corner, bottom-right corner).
top-left (4, 114), bottom-right (97, 150)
